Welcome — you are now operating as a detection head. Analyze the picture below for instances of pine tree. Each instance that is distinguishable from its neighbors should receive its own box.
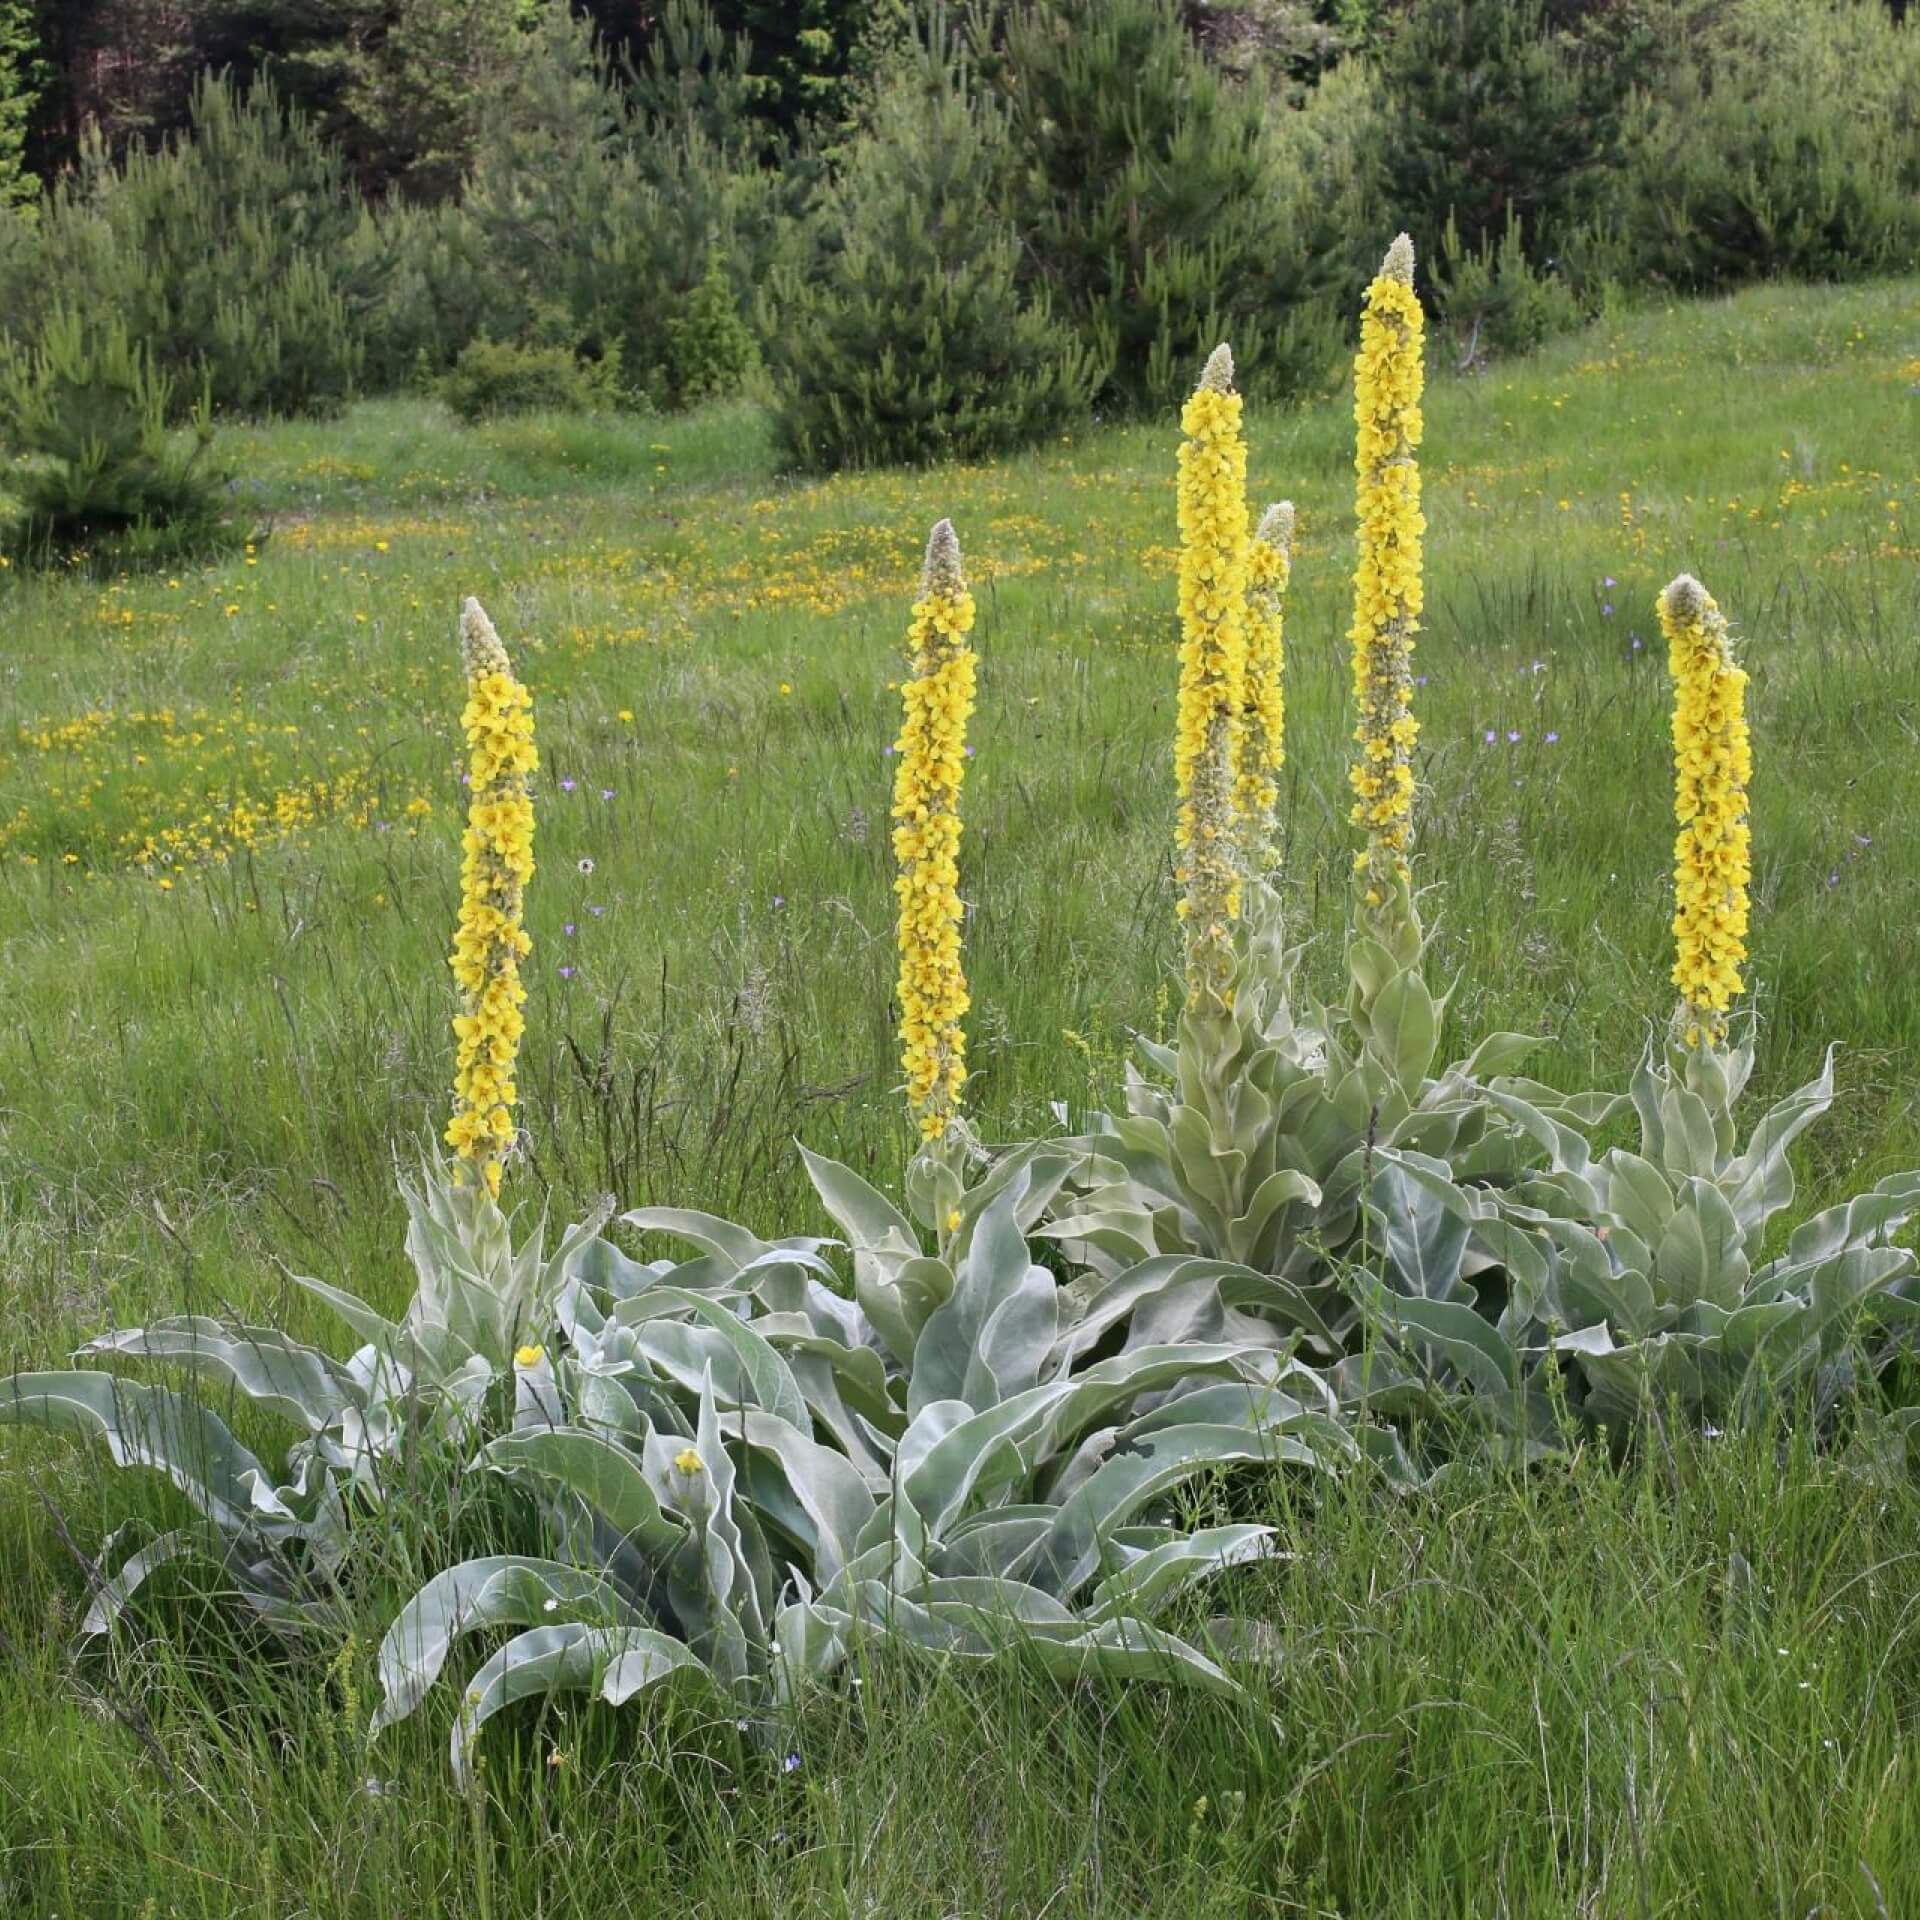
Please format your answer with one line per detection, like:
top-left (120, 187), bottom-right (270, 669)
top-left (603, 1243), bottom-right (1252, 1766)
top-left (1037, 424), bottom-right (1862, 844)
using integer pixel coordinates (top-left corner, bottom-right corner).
top-left (0, 0), bottom-right (42, 215)
top-left (0, 306), bottom-right (238, 570)
top-left (1378, 0), bottom-right (1642, 278)
top-left (456, 4), bottom-right (799, 405)
top-left (23, 70), bottom-right (369, 419)
top-left (986, 0), bottom-right (1327, 411)
top-left (767, 32), bottom-right (1100, 469)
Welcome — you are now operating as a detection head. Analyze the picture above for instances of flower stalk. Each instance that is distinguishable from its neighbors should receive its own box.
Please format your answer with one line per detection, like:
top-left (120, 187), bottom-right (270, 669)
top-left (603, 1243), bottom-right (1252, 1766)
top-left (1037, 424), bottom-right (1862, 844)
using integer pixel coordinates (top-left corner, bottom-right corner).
top-left (445, 597), bottom-right (536, 1198)
top-left (1235, 499), bottom-right (1294, 877)
top-left (1174, 343), bottom-right (1251, 1009)
top-left (892, 519), bottom-right (977, 1142)
top-left (1660, 573), bottom-right (1751, 1049)
top-left (1347, 234), bottom-right (1425, 959)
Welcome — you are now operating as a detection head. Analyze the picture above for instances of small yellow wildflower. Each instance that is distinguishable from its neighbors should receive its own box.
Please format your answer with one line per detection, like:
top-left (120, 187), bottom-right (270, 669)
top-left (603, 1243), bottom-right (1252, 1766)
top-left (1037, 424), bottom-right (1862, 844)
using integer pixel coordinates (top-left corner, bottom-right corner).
top-left (1347, 235), bottom-right (1426, 926)
top-left (445, 598), bottom-right (538, 1199)
top-left (513, 1344), bottom-right (545, 1368)
top-left (1235, 500), bottom-right (1295, 873)
top-left (1660, 574), bottom-right (1751, 1048)
top-left (945, 1208), bottom-right (961, 1233)
top-left (1174, 344), bottom-right (1251, 1008)
top-left (673, 1448), bottom-right (705, 1476)
top-left (891, 519), bottom-right (977, 1143)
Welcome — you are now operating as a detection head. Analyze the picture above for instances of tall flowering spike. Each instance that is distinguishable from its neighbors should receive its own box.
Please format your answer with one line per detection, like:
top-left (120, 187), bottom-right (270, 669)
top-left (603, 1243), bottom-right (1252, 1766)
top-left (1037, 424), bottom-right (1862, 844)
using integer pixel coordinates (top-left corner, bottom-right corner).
top-left (1347, 234), bottom-right (1426, 938)
top-left (892, 519), bottom-right (978, 1142)
top-left (1174, 342), bottom-right (1252, 1008)
top-left (445, 596), bottom-right (537, 1198)
top-left (1660, 574), bottom-right (1751, 1049)
top-left (1235, 499), bottom-right (1295, 871)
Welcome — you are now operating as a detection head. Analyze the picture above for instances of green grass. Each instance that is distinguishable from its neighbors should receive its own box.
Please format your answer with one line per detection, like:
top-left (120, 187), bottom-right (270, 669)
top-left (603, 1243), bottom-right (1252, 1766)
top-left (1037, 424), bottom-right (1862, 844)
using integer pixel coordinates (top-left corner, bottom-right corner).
top-left (2, 275), bottom-right (1918, 1915)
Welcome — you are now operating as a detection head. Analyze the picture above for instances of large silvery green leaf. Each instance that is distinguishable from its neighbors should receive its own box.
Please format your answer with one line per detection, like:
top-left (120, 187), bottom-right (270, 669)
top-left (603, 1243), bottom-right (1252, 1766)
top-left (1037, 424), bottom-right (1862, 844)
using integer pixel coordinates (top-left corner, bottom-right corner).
top-left (659, 1370), bottom-right (770, 1691)
top-left (1371, 1158), bottom-right (1470, 1299)
top-left (619, 1209), bottom-right (837, 1297)
top-left (1084, 1524), bottom-right (1277, 1621)
top-left (373, 1555), bottom-right (641, 1733)
top-left (718, 1408), bottom-right (875, 1587)
top-left (1370, 1290), bottom-right (1521, 1397)
top-left (473, 1429), bottom-right (686, 1561)
top-left (0, 1371), bottom-right (296, 1530)
top-left (74, 1526), bottom-right (204, 1648)
top-left (1008, 1615), bottom-right (1249, 1702)
top-left (1656, 1079), bottom-right (1723, 1183)
top-left (908, 1182), bottom-right (1058, 1418)
top-left (1652, 1179), bottom-right (1748, 1310)
top-left (1054, 1254), bottom-right (1336, 1367)
top-left (798, 1144), bottom-right (925, 1365)
top-left (1721, 1050), bottom-right (1833, 1235)
top-left (80, 1319), bottom-right (362, 1431)
top-left (636, 1287), bottom-right (810, 1431)
top-left (1778, 1172), bottom-right (1920, 1271)
top-left (1368, 968), bottom-right (1441, 1095)
top-left (1031, 1415), bottom-right (1341, 1600)
top-left (450, 1622), bottom-right (717, 1782)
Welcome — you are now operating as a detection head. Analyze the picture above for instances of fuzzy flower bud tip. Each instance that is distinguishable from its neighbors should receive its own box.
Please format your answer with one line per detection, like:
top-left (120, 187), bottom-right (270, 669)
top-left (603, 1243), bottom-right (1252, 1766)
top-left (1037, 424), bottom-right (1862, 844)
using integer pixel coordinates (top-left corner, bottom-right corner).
top-left (1381, 233), bottom-right (1415, 285)
top-left (1257, 501), bottom-right (1296, 558)
top-left (921, 518), bottom-right (964, 600)
top-left (459, 595), bottom-right (511, 679)
top-left (1199, 344), bottom-right (1236, 394)
top-left (1664, 574), bottom-right (1710, 623)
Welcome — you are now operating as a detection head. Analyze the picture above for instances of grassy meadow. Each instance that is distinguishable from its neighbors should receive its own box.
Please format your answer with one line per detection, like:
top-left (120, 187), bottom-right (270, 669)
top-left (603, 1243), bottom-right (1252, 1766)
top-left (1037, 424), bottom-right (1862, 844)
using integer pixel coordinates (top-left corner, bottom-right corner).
top-left (2, 275), bottom-right (1919, 1916)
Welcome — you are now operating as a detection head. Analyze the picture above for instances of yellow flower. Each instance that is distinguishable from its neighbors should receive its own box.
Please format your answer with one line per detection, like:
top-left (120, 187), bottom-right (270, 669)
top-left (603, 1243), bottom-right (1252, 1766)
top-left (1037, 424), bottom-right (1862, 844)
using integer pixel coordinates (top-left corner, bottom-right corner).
top-left (1174, 344), bottom-right (1251, 1008)
top-left (445, 598), bottom-right (537, 1198)
top-left (1235, 500), bottom-right (1294, 873)
top-left (673, 1448), bottom-right (705, 1476)
top-left (891, 520), bottom-right (977, 1143)
top-left (1660, 574), bottom-right (1751, 1048)
top-left (1347, 235), bottom-right (1426, 928)
top-left (513, 1344), bottom-right (545, 1368)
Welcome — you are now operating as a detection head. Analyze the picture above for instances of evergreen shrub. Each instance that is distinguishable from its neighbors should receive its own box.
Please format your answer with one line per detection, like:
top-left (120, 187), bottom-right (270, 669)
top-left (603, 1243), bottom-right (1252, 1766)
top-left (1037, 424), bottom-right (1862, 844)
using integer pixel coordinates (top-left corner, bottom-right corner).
top-left (1431, 208), bottom-right (1585, 364)
top-left (1610, 0), bottom-right (1920, 291)
top-left (766, 39), bottom-right (1101, 470)
top-left (18, 71), bottom-right (369, 421)
top-left (986, 0), bottom-right (1355, 411)
top-left (437, 335), bottom-right (626, 422)
top-left (0, 309), bottom-right (241, 571)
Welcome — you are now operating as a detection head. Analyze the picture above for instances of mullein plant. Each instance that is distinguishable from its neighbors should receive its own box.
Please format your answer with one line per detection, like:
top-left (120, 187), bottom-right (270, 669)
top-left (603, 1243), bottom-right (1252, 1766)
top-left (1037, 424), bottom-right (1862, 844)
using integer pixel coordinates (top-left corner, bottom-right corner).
top-left (1663, 575), bottom-right (1751, 1056)
top-left (1173, 344), bottom-right (1252, 1012)
top-left (1343, 234), bottom-right (1435, 1069)
top-left (889, 521), bottom-right (984, 1240)
top-left (1021, 253), bottom-right (1609, 1358)
top-left (0, 595), bottom-right (618, 1644)
top-left (446, 596), bottom-right (537, 1200)
top-left (1354, 573), bottom-right (1920, 1440)
top-left (1234, 500), bottom-right (1294, 883)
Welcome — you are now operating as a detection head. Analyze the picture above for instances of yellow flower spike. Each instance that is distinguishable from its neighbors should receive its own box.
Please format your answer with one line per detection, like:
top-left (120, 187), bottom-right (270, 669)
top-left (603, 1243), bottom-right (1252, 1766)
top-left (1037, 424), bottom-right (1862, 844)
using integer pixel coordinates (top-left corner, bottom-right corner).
top-left (1659, 574), bottom-right (1751, 1049)
top-left (1235, 499), bottom-right (1294, 874)
top-left (1174, 343), bottom-right (1252, 1009)
top-left (891, 519), bottom-right (977, 1143)
top-left (445, 597), bottom-right (537, 1198)
top-left (1347, 235), bottom-right (1426, 942)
